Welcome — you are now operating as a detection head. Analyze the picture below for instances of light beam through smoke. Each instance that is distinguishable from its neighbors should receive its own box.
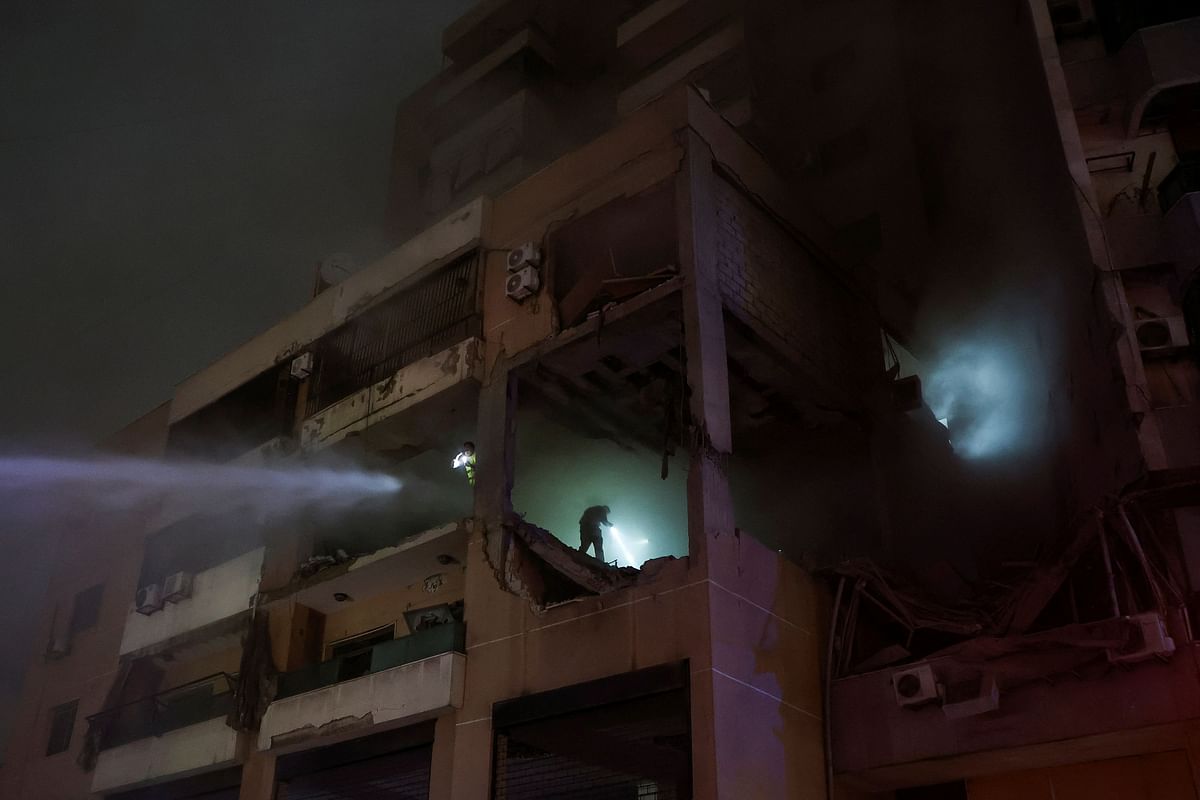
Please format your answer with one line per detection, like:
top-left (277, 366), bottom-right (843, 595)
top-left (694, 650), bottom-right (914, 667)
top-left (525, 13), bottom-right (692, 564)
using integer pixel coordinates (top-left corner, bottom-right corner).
top-left (0, 455), bottom-right (401, 517)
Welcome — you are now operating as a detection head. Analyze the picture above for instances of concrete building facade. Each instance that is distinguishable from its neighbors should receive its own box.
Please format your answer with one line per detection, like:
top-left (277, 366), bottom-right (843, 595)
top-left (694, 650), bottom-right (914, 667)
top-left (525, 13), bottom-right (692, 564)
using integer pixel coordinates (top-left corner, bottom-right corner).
top-left (4, 1), bottom-right (1200, 799)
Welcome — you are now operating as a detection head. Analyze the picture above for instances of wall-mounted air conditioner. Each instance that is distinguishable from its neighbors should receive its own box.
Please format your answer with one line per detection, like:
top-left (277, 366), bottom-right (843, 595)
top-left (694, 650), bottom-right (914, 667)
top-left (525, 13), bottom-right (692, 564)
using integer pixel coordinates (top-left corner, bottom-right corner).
top-left (1109, 612), bottom-right (1176, 664)
top-left (507, 241), bottom-right (541, 272)
top-left (162, 571), bottom-right (193, 604)
top-left (891, 663), bottom-right (939, 708)
top-left (135, 584), bottom-right (163, 616)
top-left (1135, 316), bottom-right (1189, 353)
top-left (506, 266), bottom-right (541, 302)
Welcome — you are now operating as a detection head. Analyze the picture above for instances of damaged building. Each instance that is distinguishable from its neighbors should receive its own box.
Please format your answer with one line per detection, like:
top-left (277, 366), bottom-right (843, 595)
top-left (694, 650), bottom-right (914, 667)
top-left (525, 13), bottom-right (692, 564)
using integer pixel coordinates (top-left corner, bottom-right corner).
top-left (4, 0), bottom-right (1200, 798)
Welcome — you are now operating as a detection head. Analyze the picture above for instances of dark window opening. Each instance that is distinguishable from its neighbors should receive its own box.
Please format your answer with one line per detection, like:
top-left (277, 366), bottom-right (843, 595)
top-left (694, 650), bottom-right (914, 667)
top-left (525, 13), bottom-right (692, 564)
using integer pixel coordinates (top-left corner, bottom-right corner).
top-left (167, 363), bottom-right (296, 462)
top-left (550, 182), bottom-right (678, 330)
top-left (305, 250), bottom-right (481, 418)
top-left (328, 624), bottom-right (396, 683)
top-left (46, 700), bottom-right (78, 756)
top-left (69, 583), bottom-right (104, 635)
top-left (492, 663), bottom-right (691, 799)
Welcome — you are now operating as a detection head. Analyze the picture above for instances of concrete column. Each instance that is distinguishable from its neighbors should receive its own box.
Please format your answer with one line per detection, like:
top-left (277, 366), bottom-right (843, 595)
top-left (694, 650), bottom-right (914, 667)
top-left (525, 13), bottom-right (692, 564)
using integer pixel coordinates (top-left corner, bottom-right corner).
top-left (237, 748), bottom-right (276, 800)
top-left (674, 128), bottom-right (736, 569)
top-left (676, 128), bottom-right (737, 800)
top-left (428, 714), bottom-right (458, 800)
top-left (473, 368), bottom-right (518, 524)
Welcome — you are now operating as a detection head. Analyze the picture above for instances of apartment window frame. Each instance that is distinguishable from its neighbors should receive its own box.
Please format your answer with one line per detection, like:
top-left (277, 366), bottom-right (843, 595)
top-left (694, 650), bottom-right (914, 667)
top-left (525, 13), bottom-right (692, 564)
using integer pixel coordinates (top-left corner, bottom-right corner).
top-left (45, 699), bottom-right (78, 756)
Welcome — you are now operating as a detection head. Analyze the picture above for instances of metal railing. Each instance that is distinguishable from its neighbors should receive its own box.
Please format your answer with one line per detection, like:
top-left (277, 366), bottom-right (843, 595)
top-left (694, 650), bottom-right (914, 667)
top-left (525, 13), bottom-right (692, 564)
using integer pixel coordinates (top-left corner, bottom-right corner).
top-left (275, 622), bottom-right (465, 700)
top-left (305, 251), bottom-right (481, 417)
top-left (1159, 154), bottom-right (1200, 213)
top-left (87, 673), bottom-right (237, 752)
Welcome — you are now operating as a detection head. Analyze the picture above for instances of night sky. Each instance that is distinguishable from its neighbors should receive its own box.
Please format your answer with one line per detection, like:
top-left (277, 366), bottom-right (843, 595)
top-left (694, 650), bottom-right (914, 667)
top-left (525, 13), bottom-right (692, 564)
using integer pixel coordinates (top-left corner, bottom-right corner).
top-left (0, 0), bottom-right (473, 749)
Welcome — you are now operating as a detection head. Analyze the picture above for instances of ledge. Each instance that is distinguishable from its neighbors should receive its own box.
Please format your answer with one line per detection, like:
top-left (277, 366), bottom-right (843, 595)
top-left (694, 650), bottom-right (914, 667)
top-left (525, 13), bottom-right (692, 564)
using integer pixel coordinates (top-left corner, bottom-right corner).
top-left (91, 717), bottom-right (241, 794)
top-left (258, 651), bottom-right (465, 754)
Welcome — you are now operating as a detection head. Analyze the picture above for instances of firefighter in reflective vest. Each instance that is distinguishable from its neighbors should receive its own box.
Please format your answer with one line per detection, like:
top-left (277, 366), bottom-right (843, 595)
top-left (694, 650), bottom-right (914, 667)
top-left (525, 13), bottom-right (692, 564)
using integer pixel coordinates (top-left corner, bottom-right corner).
top-left (453, 442), bottom-right (477, 486)
top-left (578, 505), bottom-right (612, 562)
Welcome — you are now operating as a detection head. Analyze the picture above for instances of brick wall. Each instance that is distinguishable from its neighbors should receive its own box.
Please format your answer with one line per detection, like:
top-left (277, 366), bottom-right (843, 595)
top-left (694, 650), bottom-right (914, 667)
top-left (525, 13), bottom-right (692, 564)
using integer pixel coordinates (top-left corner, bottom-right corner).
top-left (712, 174), bottom-right (877, 400)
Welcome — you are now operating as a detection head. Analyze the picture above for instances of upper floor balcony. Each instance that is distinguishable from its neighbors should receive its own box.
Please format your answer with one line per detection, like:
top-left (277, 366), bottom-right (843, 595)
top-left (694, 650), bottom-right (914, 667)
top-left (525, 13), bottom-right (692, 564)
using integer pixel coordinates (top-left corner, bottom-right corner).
top-left (298, 249), bottom-right (483, 453)
top-left (169, 198), bottom-right (487, 448)
top-left (89, 673), bottom-right (242, 794)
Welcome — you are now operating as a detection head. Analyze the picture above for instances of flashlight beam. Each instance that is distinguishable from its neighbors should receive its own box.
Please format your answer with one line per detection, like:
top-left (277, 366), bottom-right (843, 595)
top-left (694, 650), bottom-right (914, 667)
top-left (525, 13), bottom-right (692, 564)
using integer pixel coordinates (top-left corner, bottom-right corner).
top-left (608, 526), bottom-right (638, 567)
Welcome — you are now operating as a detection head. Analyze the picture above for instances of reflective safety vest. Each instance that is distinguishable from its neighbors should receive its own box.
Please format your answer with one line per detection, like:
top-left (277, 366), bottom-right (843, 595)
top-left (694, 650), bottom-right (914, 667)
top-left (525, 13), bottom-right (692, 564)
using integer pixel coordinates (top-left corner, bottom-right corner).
top-left (464, 452), bottom-right (477, 486)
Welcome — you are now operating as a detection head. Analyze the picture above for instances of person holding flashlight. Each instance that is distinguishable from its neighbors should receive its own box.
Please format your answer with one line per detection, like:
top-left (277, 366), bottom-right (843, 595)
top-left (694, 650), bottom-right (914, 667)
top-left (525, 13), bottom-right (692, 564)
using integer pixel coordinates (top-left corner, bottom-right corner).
top-left (578, 504), bottom-right (612, 561)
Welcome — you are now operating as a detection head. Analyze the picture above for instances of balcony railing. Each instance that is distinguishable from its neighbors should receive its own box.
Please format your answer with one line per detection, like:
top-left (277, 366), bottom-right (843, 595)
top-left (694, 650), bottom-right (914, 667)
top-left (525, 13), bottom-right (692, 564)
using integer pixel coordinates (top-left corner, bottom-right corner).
top-left (276, 622), bottom-right (466, 700)
top-left (305, 251), bottom-right (481, 417)
top-left (1159, 154), bottom-right (1200, 213)
top-left (89, 673), bottom-right (237, 751)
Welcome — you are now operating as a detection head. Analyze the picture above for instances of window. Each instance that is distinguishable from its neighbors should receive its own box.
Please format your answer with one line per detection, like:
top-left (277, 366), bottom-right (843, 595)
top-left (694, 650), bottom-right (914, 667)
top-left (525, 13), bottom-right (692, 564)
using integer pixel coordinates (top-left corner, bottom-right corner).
top-left (327, 625), bottom-right (395, 683)
top-left (69, 584), bottom-right (103, 635)
top-left (45, 700), bottom-right (78, 756)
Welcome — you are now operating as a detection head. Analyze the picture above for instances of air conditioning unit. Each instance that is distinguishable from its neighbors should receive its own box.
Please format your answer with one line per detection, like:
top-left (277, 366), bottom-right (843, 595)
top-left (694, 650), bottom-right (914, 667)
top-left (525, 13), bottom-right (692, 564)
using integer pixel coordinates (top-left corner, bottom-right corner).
top-left (162, 571), bottom-right (193, 603)
top-left (290, 351), bottom-right (314, 380)
top-left (506, 265), bottom-right (541, 302)
top-left (891, 663), bottom-right (939, 708)
top-left (135, 584), bottom-right (163, 615)
top-left (1109, 612), bottom-right (1176, 664)
top-left (45, 631), bottom-right (70, 660)
top-left (507, 242), bottom-right (541, 272)
top-left (1135, 316), bottom-right (1189, 353)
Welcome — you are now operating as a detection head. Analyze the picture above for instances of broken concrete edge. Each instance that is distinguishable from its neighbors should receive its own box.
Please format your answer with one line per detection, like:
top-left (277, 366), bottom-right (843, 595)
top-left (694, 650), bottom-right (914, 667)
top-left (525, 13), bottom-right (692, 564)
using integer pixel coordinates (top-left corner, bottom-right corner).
top-left (268, 712), bottom-right (376, 751)
top-left (482, 512), bottom-right (682, 614)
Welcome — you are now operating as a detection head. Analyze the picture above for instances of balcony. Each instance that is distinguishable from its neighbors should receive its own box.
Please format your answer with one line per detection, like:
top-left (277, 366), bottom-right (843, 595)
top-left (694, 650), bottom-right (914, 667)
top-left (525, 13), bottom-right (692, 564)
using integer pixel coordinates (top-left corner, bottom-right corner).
top-left (298, 250), bottom-right (483, 452)
top-left (258, 623), bottom-right (466, 753)
top-left (90, 674), bottom-right (241, 793)
top-left (300, 336), bottom-right (482, 453)
top-left (119, 546), bottom-right (264, 657)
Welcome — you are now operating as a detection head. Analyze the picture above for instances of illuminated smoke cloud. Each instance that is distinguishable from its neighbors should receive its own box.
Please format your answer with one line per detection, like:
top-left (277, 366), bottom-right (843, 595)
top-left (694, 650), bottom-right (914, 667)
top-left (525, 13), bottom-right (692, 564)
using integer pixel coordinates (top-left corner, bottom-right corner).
top-left (924, 335), bottom-right (1037, 460)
